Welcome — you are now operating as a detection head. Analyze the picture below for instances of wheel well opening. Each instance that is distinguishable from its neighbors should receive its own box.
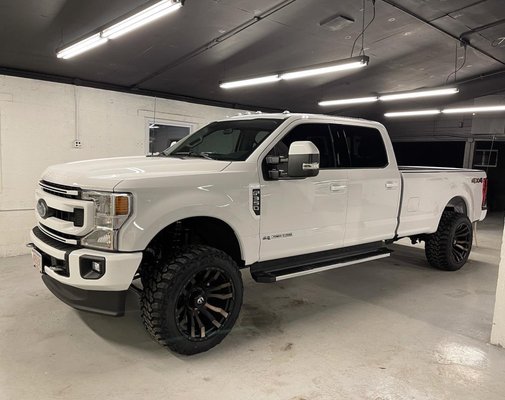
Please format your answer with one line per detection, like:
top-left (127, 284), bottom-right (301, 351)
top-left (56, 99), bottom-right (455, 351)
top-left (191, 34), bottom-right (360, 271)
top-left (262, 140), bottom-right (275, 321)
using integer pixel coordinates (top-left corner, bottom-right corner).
top-left (445, 196), bottom-right (468, 216)
top-left (144, 217), bottom-right (244, 267)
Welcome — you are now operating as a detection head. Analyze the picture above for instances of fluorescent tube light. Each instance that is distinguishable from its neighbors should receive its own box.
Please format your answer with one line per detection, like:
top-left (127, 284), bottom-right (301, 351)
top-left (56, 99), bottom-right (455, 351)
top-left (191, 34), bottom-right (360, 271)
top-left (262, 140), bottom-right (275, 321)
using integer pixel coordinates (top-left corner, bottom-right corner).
top-left (281, 57), bottom-right (369, 80)
top-left (384, 110), bottom-right (441, 118)
top-left (319, 96), bottom-right (378, 107)
top-left (442, 105), bottom-right (505, 114)
top-left (102, 0), bottom-right (182, 39)
top-left (56, 34), bottom-right (108, 59)
top-left (220, 56), bottom-right (369, 89)
top-left (220, 75), bottom-right (281, 89)
top-left (57, 0), bottom-right (183, 59)
top-left (380, 87), bottom-right (459, 101)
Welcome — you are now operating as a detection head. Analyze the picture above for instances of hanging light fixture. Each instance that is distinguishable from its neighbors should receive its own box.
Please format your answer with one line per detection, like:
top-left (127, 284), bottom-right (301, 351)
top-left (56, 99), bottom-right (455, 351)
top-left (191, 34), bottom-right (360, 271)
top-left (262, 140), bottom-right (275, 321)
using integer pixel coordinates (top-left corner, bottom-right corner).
top-left (319, 96), bottom-right (378, 107)
top-left (101, 0), bottom-right (183, 40)
top-left (57, 34), bottom-right (108, 60)
top-left (379, 87), bottom-right (459, 101)
top-left (220, 56), bottom-right (369, 89)
top-left (384, 110), bottom-right (442, 118)
top-left (56, 0), bottom-right (183, 60)
top-left (319, 87), bottom-right (459, 107)
top-left (442, 105), bottom-right (505, 114)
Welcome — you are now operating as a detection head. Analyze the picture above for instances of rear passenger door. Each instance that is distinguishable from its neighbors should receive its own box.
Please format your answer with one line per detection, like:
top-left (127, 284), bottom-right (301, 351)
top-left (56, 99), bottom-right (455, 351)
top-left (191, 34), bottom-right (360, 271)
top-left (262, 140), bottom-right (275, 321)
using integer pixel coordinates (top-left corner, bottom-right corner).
top-left (330, 124), bottom-right (401, 246)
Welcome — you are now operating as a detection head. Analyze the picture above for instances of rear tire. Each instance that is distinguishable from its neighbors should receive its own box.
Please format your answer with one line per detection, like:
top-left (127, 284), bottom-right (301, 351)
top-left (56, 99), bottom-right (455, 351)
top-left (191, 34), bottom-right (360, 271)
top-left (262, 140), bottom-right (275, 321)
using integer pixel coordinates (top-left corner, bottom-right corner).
top-left (425, 211), bottom-right (473, 271)
top-left (140, 245), bottom-right (243, 355)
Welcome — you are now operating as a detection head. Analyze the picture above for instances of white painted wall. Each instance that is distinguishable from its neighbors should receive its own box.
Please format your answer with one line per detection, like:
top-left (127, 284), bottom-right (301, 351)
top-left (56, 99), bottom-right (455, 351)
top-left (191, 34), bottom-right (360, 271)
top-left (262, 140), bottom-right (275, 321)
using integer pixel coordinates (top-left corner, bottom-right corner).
top-left (0, 75), bottom-right (244, 257)
top-left (472, 95), bottom-right (505, 135)
top-left (491, 218), bottom-right (505, 347)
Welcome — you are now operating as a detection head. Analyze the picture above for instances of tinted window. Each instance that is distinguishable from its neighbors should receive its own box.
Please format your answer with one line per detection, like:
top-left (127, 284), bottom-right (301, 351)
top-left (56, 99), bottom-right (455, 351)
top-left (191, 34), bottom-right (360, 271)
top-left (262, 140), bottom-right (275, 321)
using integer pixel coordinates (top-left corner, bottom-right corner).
top-left (165, 119), bottom-right (284, 161)
top-left (331, 125), bottom-right (388, 168)
top-left (269, 123), bottom-right (336, 168)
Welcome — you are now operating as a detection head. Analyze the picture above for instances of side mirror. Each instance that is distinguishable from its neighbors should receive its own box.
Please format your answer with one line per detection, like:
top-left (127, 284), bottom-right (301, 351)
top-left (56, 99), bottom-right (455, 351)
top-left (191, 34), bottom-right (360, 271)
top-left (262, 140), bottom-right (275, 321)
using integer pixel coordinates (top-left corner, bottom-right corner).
top-left (287, 141), bottom-right (320, 178)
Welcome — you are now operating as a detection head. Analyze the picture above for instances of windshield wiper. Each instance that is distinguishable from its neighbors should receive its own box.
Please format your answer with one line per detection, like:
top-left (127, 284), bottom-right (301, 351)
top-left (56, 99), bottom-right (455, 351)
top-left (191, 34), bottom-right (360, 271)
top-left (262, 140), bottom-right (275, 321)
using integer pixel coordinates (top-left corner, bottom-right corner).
top-left (169, 151), bottom-right (215, 160)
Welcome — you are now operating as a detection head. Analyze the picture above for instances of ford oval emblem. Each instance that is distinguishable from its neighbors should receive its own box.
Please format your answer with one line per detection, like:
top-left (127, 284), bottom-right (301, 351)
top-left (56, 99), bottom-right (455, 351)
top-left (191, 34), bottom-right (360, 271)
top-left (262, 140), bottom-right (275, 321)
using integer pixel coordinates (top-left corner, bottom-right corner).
top-left (37, 199), bottom-right (49, 219)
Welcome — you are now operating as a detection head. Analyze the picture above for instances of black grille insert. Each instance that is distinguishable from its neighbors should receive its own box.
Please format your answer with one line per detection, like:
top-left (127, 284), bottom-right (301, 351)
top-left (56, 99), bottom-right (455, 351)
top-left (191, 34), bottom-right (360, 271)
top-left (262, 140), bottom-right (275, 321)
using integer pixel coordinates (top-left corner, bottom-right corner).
top-left (33, 227), bottom-right (77, 252)
top-left (46, 207), bottom-right (84, 227)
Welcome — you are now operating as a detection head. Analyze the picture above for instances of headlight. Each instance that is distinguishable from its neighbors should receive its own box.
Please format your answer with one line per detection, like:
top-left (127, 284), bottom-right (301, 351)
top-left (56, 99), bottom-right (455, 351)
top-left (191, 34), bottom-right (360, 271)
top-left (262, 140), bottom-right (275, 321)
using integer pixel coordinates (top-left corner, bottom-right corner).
top-left (81, 191), bottom-right (132, 250)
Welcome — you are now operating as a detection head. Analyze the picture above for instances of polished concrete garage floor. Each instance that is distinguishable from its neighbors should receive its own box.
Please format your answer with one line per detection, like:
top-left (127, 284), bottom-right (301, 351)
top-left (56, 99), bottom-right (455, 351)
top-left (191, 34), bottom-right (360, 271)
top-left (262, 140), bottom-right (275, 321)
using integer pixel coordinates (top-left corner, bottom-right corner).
top-left (1, 214), bottom-right (505, 400)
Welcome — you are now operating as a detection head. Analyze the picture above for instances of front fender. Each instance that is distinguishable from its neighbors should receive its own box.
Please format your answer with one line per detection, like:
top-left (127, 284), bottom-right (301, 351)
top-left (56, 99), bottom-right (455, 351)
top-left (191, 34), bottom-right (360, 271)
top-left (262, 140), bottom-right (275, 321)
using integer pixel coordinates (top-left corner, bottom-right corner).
top-left (116, 172), bottom-right (260, 265)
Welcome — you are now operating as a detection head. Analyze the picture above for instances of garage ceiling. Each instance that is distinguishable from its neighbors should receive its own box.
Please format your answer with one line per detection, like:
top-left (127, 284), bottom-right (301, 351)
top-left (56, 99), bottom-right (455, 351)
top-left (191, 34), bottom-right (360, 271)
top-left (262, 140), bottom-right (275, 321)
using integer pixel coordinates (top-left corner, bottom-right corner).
top-left (1, 0), bottom-right (505, 117)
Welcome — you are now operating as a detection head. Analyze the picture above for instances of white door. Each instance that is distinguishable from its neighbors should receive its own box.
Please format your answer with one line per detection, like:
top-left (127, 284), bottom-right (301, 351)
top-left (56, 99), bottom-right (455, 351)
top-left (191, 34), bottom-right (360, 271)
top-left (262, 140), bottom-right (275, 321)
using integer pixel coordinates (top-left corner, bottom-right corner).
top-left (259, 123), bottom-right (349, 261)
top-left (330, 124), bottom-right (401, 246)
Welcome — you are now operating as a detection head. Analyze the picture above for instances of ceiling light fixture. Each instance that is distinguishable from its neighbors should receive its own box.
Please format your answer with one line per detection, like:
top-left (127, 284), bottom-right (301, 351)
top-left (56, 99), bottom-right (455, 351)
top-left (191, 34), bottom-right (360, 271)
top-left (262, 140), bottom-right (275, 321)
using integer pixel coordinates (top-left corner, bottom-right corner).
top-left (219, 75), bottom-right (282, 89)
top-left (56, 34), bottom-right (108, 59)
top-left (319, 96), bottom-right (378, 106)
top-left (442, 105), bottom-right (505, 114)
top-left (379, 87), bottom-right (459, 101)
top-left (281, 56), bottom-right (369, 80)
top-left (384, 110), bottom-right (441, 118)
top-left (56, 0), bottom-right (183, 59)
top-left (319, 87), bottom-right (459, 108)
top-left (102, 0), bottom-right (183, 39)
top-left (220, 56), bottom-right (369, 89)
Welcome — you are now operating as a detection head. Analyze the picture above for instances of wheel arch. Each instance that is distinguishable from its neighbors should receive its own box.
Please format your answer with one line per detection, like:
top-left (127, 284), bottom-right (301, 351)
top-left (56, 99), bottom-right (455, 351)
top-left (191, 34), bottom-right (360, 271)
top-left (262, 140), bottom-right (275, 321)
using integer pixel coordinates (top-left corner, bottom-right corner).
top-left (144, 216), bottom-right (245, 267)
top-left (445, 196), bottom-right (469, 217)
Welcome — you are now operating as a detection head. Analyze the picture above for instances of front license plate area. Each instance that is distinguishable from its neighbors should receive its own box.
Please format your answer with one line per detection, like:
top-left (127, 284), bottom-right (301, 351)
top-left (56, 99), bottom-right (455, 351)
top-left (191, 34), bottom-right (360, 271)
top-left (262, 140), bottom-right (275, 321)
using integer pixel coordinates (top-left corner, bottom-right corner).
top-left (31, 249), bottom-right (43, 273)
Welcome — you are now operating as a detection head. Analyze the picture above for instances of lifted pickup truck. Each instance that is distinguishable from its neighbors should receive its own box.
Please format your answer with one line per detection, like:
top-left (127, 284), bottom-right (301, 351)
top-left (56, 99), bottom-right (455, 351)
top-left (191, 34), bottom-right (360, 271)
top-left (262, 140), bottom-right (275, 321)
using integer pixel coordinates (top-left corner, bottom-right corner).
top-left (29, 113), bottom-right (487, 355)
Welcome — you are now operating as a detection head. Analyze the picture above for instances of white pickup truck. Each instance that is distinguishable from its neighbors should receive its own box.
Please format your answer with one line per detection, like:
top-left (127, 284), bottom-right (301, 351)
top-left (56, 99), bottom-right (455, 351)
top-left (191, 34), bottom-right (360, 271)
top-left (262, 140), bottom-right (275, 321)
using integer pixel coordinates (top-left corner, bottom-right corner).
top-left (29, 113), bottom-right (488, 355)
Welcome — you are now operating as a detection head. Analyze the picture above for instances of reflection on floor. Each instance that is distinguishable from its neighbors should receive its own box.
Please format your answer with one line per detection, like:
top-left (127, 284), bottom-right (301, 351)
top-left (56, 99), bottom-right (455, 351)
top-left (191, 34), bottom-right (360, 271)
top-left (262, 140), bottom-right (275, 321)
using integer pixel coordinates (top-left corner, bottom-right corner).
top-left (1, 214), bottom-right (504, 400)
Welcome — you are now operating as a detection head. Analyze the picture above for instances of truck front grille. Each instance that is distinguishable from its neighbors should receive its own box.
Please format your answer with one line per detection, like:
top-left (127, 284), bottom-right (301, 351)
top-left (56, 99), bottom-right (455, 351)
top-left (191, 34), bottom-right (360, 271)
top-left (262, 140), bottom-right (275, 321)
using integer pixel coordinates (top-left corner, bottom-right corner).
top-left (39, 224), bottom-right (80, 245)
top-left (36, 181), bottom-right (92, 246)
top-left (40, 180), bottom-right (81, 199)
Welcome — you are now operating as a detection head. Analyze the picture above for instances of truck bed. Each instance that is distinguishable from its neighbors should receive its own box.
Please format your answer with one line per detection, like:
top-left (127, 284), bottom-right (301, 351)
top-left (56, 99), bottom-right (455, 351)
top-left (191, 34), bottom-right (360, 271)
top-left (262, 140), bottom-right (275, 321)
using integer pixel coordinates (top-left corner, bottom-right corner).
top-left (399, 166), bottom-right (483, 173)
top-left (396, 165), bottom-right (486, 238)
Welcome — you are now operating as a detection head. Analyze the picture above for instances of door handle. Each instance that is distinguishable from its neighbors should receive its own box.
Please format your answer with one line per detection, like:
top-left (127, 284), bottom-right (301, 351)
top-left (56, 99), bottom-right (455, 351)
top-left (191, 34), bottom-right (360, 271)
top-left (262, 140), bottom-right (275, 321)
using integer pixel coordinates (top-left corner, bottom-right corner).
top-left (330, 184), bottom-right (347, 192)
top-left (385, 181), bottom-right (399, 190)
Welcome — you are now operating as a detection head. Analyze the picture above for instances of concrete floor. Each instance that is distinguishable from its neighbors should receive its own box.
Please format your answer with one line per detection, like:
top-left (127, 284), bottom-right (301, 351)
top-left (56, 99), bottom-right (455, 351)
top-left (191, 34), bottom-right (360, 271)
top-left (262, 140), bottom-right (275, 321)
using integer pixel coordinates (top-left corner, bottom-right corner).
top-left (1, 214), bottom-right (505, 400)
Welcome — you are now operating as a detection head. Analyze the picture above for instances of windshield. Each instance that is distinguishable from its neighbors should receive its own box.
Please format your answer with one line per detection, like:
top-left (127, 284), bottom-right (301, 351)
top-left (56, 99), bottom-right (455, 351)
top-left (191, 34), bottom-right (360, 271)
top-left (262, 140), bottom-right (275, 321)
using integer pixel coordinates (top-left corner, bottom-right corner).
top-left (163, 118), bottom-right (285, 161)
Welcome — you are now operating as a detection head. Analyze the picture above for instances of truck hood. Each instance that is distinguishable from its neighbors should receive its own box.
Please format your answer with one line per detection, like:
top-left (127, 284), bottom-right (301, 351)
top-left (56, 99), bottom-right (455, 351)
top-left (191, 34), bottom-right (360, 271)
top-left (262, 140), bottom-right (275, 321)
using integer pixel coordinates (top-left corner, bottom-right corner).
top-left (42, 156), bottom-right (232, 190)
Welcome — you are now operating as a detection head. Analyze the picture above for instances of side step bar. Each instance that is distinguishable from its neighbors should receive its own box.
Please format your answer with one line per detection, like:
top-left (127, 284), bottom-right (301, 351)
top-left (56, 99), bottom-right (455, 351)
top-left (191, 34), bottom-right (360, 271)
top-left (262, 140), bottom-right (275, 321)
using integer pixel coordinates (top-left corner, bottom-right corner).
top-left (251, 247), bottom-right (391, 283)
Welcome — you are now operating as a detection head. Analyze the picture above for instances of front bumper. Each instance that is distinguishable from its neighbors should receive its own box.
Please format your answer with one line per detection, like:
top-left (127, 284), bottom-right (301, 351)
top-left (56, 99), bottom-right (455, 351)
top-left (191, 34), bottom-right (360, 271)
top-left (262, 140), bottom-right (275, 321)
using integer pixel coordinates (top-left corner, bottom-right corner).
top-left (30, 227), bottom-right (142, 315)
top-left (42, 274), bottom-right (128, 316)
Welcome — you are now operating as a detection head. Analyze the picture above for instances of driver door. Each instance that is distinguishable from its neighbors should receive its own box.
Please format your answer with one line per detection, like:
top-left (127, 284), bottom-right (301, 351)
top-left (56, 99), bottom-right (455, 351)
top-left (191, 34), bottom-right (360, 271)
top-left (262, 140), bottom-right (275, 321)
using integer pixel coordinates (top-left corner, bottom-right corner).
top-left (259, 122), bottom-right (349, 261)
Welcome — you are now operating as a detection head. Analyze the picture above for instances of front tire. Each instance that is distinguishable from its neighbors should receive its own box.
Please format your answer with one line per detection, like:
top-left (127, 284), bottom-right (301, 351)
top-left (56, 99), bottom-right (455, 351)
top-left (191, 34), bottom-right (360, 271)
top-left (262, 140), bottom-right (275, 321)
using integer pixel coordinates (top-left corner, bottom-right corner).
top-left (425, 211), bottom-right (473, 271)
top-left (141, 245), bottom-right (243, 355)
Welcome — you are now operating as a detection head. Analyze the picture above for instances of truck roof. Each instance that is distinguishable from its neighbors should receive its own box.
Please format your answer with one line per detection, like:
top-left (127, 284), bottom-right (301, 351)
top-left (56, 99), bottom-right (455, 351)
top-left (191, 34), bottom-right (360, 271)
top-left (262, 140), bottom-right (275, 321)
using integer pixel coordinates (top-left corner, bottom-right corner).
top-left (220, 112), bottom-right (382, 127)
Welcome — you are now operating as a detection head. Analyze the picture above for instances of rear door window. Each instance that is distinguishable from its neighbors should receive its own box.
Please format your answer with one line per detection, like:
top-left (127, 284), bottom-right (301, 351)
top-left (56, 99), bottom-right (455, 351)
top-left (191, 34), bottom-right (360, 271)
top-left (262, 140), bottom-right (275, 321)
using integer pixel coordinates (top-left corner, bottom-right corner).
top-left (330, 125), bottom-right (388, 168)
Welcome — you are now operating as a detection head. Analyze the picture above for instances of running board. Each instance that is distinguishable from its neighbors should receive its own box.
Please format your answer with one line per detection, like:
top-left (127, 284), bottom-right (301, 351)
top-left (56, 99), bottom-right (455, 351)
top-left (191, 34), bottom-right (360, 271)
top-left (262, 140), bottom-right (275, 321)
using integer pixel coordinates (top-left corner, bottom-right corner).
top-left (251, 248), bottom-right (391, 283)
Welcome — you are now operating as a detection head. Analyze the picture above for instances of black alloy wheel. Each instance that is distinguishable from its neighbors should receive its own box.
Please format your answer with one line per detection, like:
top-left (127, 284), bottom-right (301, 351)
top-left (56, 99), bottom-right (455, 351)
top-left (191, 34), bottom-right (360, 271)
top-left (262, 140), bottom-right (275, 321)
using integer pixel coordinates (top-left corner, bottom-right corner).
top-left (451, 222), bottom-right (472, 264)
top-left (425, 211), bottom-right (473, 271)
top-left (175, 267), bottom-right (235, 341)
top-left (141, 245), bottom-right (243, 355)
